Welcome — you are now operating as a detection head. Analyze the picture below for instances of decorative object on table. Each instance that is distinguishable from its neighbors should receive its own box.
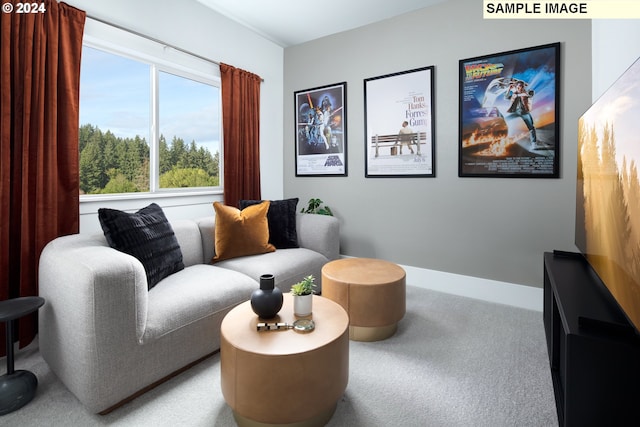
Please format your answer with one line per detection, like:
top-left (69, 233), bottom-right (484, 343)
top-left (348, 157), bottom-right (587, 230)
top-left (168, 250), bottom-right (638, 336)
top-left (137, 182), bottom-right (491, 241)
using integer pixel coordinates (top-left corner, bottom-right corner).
top-left (257, 322), bottom-right (291, 331)
top-left (300, 198), bottom-right (333, 216)
top-left (256, 319), bottom-right (316, 333)
top-left (0, 296), bottom-right (45, 415)
top-left (458, 42), bottom-right (560, 178)
top-left (294, 82), bottom-right (348, 177)
top-left (250, 274), bottom-right (283, 319)
top-left (291, 275), bottom-right (316, 317)
top-left (364, 66), bottom-right (436, 178)
top-left (292, 318), bottom-right (315, 332)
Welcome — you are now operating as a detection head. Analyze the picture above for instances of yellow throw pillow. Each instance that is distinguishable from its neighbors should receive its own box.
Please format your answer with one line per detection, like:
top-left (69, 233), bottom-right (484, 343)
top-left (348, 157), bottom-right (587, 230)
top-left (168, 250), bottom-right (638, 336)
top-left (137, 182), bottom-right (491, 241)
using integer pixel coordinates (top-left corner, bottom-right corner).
top-left (212, 201), bottom-right (276, 263)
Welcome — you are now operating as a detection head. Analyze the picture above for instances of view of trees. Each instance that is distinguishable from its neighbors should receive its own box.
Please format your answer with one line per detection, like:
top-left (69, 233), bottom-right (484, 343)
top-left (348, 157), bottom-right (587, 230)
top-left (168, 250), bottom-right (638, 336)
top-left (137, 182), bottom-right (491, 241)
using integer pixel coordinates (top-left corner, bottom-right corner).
top-left (79, 123), bottom-right (219, 194)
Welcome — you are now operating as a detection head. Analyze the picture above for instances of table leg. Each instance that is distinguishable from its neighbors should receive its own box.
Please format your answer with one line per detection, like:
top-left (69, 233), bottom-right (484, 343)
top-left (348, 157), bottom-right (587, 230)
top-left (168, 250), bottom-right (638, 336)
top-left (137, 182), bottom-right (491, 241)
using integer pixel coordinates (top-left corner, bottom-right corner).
top-left (0, 321), bottom-right (38, 415)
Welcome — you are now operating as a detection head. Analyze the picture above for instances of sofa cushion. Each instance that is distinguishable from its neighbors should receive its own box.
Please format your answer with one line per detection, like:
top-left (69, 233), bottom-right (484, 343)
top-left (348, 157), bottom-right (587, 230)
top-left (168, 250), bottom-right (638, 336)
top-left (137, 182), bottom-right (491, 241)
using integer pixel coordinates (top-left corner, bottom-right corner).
top-left (239, 198), bottom-right (299, 249)
top-left (171, 220), bottom-right (205, 267)
top-left (212, 201), bottom-right (275, 263)
top-left (142, 264), bottom-right (257, 342)
top-left (98, 203), bottom-right (184, 289)
top-left (214, 248), bottom-right (329, 293)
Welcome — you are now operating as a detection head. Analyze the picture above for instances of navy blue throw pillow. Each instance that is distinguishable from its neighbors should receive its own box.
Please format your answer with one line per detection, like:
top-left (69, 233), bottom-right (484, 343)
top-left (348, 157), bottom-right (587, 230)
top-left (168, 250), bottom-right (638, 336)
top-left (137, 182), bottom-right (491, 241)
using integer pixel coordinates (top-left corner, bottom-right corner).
top-left (239, 198), bottom-right (299, 249)
top-left (98, 203), bottom-right (184, 290)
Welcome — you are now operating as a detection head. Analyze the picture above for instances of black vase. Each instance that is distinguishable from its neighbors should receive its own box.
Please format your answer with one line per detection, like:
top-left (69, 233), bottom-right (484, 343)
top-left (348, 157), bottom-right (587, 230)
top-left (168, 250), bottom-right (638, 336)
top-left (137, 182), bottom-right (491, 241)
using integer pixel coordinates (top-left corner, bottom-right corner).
top-left (250, 274), bottom-right (283, 319)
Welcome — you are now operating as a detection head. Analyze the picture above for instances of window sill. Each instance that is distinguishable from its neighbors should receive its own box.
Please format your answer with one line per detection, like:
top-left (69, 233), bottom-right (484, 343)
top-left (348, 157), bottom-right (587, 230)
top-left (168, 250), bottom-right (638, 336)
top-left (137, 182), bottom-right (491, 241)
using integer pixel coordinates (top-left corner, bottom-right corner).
top-left (80, 189), bottom-right (223, 215)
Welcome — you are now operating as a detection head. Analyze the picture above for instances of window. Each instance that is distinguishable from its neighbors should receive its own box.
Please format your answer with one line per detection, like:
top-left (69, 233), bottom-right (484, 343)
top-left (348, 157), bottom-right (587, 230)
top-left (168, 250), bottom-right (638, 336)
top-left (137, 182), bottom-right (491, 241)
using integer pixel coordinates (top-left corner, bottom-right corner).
top-left (157, 71), bottom-right (219, 189)
top-left (79, 21), bottom-right (221, 198)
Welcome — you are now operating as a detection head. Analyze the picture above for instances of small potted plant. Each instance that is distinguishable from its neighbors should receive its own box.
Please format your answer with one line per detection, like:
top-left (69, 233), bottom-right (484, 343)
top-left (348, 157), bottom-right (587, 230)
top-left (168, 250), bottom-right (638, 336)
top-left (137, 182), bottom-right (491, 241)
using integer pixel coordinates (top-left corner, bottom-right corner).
top-left (300, 198), bottom-right (333, 216)
top-left (291, 275), bottom-right (316, 316)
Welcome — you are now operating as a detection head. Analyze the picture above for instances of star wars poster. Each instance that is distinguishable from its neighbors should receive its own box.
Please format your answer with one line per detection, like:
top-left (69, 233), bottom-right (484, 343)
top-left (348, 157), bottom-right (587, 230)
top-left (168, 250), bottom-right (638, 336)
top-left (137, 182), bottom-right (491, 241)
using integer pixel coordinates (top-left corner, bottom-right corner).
top-left (459, 43), bottom-right (560, 177)
top-left (364, 66), bottom-right (435, 177)
top-left (294, 82), bottom-right (347, 176)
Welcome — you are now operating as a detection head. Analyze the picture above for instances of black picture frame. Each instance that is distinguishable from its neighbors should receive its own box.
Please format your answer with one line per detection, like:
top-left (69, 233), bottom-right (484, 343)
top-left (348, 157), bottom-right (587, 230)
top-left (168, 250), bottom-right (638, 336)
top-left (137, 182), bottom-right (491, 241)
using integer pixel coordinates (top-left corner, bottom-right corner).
top-left (294, 82), bottom-right (347, 176)
top-left (364, 66), bottom-right (436, 178)
top-left (459, 42), bottom-right (560, 178)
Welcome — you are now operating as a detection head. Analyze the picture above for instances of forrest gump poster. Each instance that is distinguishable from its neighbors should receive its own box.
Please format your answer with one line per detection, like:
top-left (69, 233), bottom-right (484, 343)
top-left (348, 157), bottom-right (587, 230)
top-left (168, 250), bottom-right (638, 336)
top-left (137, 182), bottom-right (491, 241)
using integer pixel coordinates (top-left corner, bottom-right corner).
top-left (364, 66), bottom-right (435, 178)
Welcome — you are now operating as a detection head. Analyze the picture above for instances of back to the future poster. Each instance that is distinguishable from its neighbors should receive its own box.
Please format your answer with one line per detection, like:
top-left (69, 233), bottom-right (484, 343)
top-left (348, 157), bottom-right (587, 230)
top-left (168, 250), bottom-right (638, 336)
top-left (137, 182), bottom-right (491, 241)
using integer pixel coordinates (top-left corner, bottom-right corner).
top-left (459, 42), bottom-right (560, 178)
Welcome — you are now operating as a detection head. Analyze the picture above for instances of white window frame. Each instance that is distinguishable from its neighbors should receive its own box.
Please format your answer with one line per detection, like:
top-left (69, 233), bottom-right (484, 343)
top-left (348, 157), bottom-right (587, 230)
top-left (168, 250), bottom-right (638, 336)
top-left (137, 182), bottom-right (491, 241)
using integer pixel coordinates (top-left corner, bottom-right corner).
top-left (79, 18), bottom-right (223, 204)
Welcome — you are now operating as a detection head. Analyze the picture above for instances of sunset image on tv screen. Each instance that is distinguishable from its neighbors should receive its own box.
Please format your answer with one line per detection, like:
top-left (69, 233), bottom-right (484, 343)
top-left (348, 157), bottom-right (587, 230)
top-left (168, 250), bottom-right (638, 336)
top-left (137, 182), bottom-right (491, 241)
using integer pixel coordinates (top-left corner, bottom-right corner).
top-left (576, 57), bottom-right (640, 332)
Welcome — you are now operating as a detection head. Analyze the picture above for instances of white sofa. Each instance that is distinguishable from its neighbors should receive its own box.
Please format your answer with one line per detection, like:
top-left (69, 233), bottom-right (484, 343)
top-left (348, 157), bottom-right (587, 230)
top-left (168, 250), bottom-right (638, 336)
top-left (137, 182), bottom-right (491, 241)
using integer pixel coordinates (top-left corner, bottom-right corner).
top-left (38, 213), bottom-right (339, 414)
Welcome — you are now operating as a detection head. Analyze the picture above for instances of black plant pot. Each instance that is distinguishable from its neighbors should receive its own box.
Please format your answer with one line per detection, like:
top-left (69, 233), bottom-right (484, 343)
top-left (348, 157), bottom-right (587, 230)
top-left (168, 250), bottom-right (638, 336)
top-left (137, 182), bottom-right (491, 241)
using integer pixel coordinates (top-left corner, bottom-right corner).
top-left (250, 274), bottom-right (283, 319)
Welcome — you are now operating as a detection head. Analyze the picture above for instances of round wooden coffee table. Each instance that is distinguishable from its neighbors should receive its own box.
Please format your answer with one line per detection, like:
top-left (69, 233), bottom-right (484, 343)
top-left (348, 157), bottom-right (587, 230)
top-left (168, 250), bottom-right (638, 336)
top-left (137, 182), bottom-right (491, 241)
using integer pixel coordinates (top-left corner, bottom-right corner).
top-left (322, 258), bottom-right (406, 341)
top-left (220, 294), bottom-right (349, 426)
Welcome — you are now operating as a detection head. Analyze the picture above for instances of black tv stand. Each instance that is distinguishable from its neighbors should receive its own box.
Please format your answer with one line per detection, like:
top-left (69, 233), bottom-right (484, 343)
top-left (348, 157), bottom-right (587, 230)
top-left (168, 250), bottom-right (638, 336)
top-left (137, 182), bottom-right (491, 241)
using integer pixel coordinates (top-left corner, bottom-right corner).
top-left (577, 314), bottom-right (635, 337)
top-left (551, 249), bottom-right (582, 259)
top-left (543, 252), bottom-right (640, 426)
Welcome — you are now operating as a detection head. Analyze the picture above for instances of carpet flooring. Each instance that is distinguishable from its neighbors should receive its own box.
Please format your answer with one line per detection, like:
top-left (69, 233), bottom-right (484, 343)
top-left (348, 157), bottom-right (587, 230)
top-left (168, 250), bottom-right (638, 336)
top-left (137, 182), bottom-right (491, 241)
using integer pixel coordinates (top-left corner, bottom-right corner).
top-left (1, 285), bottom-right (558, 426)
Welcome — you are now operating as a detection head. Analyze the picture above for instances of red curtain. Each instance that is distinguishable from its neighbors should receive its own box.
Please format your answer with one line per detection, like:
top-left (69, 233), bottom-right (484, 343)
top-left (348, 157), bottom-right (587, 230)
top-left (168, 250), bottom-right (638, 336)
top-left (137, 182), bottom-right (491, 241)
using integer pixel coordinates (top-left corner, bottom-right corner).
top-left (0, 0), bottom-right (85, 355)
top-left (220, 63), bottom-right (262, 207)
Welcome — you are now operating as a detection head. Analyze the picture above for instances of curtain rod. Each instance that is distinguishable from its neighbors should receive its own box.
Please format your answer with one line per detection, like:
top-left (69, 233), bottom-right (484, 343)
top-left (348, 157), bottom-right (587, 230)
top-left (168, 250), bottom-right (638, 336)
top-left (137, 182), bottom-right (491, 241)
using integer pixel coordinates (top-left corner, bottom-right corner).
top-left (85, 14), bottom-right (265, 82)
top-left (86, 14), bottom-right (221, 66)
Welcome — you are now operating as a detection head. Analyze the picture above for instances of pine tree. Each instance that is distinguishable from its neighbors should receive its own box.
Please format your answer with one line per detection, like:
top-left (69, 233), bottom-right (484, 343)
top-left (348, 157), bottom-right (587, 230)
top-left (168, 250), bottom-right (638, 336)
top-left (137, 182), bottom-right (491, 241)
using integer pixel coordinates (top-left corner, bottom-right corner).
top-left (79, 124), bottom-right (219, 193)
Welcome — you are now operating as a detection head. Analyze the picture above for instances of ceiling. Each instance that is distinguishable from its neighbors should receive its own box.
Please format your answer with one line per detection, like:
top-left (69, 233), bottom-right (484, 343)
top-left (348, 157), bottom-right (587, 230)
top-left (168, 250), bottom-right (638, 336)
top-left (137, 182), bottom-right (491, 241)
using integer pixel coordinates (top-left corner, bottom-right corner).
top-left (195, 0), bottom-right (448, 47)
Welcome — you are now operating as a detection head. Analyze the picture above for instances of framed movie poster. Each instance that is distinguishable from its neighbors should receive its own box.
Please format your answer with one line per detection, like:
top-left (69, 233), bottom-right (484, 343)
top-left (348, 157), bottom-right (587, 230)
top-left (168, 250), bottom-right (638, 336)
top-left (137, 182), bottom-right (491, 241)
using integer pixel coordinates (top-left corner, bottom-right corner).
top-left (364, 66), bottom-right (435, 177)
top-left (459, 42), bottom-right (560, 178)
top-left (294, 82), bottom-right (347, 176)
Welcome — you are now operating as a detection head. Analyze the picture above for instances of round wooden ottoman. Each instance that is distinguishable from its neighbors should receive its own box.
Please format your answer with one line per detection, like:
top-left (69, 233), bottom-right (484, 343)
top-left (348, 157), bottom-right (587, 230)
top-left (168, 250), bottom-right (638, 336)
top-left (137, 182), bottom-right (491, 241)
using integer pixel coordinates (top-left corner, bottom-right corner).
top-left (220, 294), bottom-right (349, 427)
top-left (322, 258), bottom-right (406, 342)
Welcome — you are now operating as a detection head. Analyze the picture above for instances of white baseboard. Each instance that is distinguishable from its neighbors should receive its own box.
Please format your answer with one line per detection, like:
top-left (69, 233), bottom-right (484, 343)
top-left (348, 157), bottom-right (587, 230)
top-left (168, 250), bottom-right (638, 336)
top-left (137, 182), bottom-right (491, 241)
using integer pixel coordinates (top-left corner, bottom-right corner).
top-left (399, 263), bottom-right (543, 312)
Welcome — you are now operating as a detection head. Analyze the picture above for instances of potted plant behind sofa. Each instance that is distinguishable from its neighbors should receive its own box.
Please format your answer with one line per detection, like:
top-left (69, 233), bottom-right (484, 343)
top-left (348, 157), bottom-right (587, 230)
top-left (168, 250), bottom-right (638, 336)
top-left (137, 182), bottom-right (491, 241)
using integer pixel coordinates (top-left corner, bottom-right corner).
top-left (291, 275), bottom-right (316, 316)
top-left (300, 198), bottom-right (333, 216)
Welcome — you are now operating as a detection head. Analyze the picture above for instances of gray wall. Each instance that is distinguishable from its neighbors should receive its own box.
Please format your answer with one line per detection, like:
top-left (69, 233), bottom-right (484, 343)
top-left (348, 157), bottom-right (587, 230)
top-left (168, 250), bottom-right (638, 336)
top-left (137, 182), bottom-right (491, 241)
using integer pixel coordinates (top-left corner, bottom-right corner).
top-left (283, 0), bottom-right (592, 288)
top-left (592, 20), bottom-right (640, 100)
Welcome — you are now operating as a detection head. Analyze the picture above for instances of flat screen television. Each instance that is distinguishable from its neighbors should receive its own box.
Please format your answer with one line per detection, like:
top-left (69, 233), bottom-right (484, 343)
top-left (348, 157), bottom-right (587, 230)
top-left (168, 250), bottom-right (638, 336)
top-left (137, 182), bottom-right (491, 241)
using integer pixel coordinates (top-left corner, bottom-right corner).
top-left (576, 56), bottom-right (640, 334)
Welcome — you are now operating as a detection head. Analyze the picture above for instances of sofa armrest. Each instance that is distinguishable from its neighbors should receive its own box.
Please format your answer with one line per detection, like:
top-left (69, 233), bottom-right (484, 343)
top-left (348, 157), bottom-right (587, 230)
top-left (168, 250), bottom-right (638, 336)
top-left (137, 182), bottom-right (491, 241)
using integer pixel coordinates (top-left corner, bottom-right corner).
top-left (38, 234), bottom-right (149, 362)
top-left (296, 213), bottom-right (340, 261)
